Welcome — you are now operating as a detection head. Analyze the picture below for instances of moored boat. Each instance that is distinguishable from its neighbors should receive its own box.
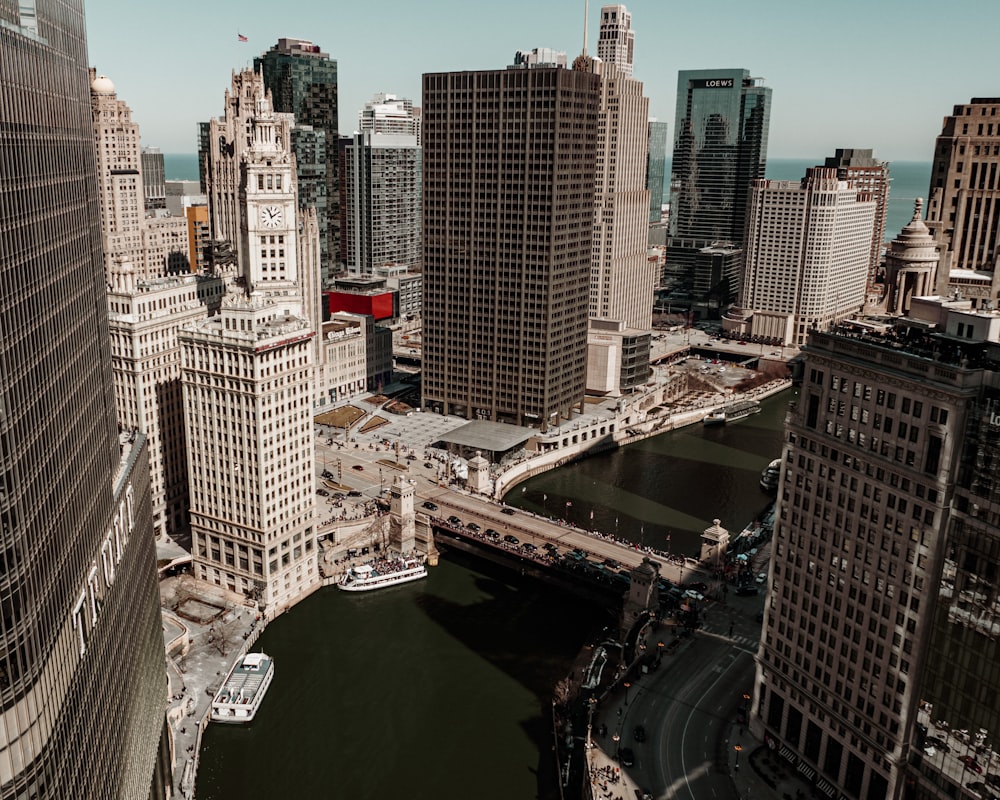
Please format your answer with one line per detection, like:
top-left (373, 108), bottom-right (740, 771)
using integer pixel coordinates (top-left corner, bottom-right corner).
top-left (211, 652), bottom-right (274, 724)
top-left (704, 399), bottom-right (761, 425)
top-left (338, 556), bottom-right (427, 592)
top-left (759, 458), bottom-right (781, 492)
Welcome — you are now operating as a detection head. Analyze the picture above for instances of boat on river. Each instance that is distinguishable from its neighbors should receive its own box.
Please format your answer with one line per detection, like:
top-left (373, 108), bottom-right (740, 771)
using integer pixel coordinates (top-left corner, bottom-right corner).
top-left (211, 652), bottom-right (274, 724)
top-left (759, 458), bottom-right (782, 492)
top-left (338, 557), bottom-right (427, 592)
top-left (703, 399), bottom-right (761, 426)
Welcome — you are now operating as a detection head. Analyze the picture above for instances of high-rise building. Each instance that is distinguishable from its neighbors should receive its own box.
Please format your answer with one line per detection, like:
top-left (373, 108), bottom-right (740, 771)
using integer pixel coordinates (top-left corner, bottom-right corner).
top-left (586, 57), bottom-right (653, 333)
top-left (421, 66), bottom-right (600, 427)
top-left (342, 95), bottom-right (422, 275)
top-left (107, 263), bottom-right (224, 543)
top-left (256, 38), bottom-right (339, 282)
top-left (180, 296), bottom-right (319, 616)
top-left (732, 167), bottom-right (876, 346)
top-left (142, 146), bottom-right (167, 210)
top-left (0, 3), bottom-right (168, 796)
top-left (597, 4), bottom-right (634, 77)
top-left (925, 98), bottom-right (1000, 307)
top-left (822, 149), bottom-right (890, 291)
top-left (752, 313), bottom-right (1000, 800)
top-left (647, 120), bottom-right (668, 224)
top-left (667, 68), bottom-right (771, 302)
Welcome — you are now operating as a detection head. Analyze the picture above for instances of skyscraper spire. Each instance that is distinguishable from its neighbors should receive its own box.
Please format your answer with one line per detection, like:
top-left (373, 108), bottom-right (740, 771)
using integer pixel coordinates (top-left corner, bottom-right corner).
top-left (583, 0), bottom-right (589, 56)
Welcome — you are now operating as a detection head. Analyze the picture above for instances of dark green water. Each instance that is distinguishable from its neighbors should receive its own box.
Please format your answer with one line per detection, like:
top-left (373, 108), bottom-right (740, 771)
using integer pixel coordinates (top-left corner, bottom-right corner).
top-left (197, 389), bottom-right (794, 798)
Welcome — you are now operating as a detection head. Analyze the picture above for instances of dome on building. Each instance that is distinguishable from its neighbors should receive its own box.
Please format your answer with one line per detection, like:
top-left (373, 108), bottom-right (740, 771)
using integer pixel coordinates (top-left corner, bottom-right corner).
top-left (90, 74), bottom-right (115, 95)
top-left (894, 198), bottom-right (933, 244)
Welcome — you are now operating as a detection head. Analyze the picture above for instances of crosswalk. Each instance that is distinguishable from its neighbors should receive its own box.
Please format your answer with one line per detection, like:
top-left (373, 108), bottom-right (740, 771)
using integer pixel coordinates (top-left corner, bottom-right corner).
top-left (699, 626), bottom-right (759, 653)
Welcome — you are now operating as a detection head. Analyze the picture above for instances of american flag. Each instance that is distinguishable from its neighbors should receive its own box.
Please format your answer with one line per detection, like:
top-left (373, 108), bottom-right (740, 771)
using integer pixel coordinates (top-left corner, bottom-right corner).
top-left (238, 33), bottom-right (248, 42)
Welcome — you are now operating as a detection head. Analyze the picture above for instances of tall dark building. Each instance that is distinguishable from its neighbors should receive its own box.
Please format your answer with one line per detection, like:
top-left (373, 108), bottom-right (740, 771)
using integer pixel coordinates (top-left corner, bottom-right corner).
top-left (926, 98), bottom-right (1000, 307)
top-left (666, 68), bottom-right (771, 303)
top-left (647, 120), bottom-right (668, 224)
top-left (421, 66), bottom-right (600, 428)
top-left (0, 2), bottom-right (168, 797)
top-left (256, 38), bottom-right (339, 283)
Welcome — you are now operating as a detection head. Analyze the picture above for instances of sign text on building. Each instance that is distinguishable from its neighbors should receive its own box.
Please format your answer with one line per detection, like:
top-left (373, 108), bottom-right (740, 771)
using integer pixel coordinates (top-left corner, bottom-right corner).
top-left (692, 78), bottom-right (735, 89)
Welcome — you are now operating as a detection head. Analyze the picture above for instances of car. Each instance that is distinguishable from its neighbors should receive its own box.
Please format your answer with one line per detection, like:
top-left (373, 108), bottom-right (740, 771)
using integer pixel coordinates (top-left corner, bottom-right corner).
top-left (447, 516), bottom-right (462, 526)
top-left (484, 529), bottom-right (501, 541)
top-left (619, 747), bottom-right (635, 767)
top-left (422, 501), bottom-right (438, 511)
top-left (316, 488), bottom-right (329, 497)
top-left (501, 507), bottom-right (517, 515)
top-left (603, 558), bottom-right (620, 569)
top-left (347, 490), bottom-right (362, 497)
top-left (352, 464), bottom-right (364, 471)
top-left (735, 585), bottom-right (758, 597)
top-left (683, 590), bottom-right (705, 602)
top-left (962, 756), bottom-right (984, 774)
top-left (688, 581), bottom-right (708, 593)
top-left (521, 542), bottom-right (537, 552)
top-left (503, 534), bottom-right (519, 545)
top-left (633, 725), bottom-right (646, 742)
top-left (424, 462), bottom-right (433, 468)
top-left (756, 572), bottom-right (767, 584)
top-left (321, 469), bottom-right (334, 479)
top-left (466, 522), bottom-right (481, 533)
top-left (543, 542), bottom-right (559, 553)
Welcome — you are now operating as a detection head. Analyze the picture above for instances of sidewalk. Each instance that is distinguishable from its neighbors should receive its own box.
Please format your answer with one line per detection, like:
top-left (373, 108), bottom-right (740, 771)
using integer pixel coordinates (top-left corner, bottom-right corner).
top-left (726, 716), bottom-right (815, 800)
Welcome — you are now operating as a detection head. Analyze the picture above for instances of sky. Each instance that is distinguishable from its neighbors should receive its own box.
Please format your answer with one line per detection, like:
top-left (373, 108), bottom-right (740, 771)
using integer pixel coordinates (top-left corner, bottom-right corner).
top-left (86, 0), bottom-right (1000, 163)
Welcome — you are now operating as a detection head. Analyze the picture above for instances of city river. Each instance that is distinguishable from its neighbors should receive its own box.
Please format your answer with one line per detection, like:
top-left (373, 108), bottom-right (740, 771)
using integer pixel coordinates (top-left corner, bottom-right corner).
top-left (197, 388), bottom-right (796, 799)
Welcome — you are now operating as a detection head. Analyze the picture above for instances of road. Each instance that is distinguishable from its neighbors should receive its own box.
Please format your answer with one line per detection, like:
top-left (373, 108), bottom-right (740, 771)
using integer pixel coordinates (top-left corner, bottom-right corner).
top-left (592, 588), bottom-right (765, 799)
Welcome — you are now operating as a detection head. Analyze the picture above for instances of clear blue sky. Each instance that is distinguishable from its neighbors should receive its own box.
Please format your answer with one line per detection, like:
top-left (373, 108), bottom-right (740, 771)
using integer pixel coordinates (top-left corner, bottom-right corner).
top-left (86, 0), bottom-right (1000, 162)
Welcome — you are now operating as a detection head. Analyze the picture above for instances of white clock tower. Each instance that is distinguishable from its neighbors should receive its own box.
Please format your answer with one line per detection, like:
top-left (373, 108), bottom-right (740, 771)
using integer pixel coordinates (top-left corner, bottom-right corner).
top-left (239, 96), bottom-right (300, 311)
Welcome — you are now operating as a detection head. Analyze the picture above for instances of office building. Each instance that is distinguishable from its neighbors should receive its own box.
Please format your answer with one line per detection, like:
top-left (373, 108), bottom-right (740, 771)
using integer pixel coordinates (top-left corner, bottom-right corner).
top-left (421, 66), bottom-right (600, 428)
top-left (667, 68), bottom-right (771, 301)
top-left (752, 309), bottom-right (1000, 800)
top-left (107, 264), bottom-right (224, 542)
top-left (342, 96), bottom-right (421, 275)
top-left (180, 296), bottom-right (319, 616)
top-left (822, 149), bottom-right (890, 292)
top-left (730, 167), bottom-right (876, 346)
top-left (926, 98), bottom-right (1000, 306)
top-left (0, 3), bottom-right (168, 795)
top-left (142, 146), bottom-right (166, 210)
top-left (597, 4), bottom-right (634, 77)
top-left (648, 120), bottom-right (668, 224)
top-left (256, 38), bottom-right (339, 281)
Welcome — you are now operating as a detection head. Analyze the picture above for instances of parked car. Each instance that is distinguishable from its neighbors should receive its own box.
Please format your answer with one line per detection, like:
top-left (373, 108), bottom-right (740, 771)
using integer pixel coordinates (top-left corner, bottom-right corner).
top-left (688, 581), bottom-right (708, 593)
top-left (501, 507), bottom-right (517, 515)
top-left (503, 534), bottom-right (519, 545)
top-left (755, 572), bottom-right (768, 584)
top-left (347, 490), bottom-right (362, 497)
top-left (521, 542), bottom-right (537, 553)
top-left (961, 755), bottom-right (984, 774)
top-left (316, 488), bottom-right (329, 497)
top-left (484, 529), bottom-right (501, 541)
top-left (466, 522), bottom-right (481, 533)
top-left (422, 501), bottom-right (438, 511)
top-left (447, 516), bottom-right (462, 526)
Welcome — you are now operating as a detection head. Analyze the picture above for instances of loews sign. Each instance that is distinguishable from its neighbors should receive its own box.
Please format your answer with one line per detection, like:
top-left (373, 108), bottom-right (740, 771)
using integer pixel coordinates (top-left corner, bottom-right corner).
top-left (692, 78), bottom-right (735, 89)
top-left (72, 483), bottom-right (135, 658)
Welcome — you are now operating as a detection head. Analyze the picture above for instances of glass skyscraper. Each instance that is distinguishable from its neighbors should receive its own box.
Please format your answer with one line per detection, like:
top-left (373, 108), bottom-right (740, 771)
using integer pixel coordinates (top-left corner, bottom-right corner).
top-left (647, 120), bottom-right (668, 223)
top-left (0, 1), bottom-right (168, 797)
top-left (666, 68), bottom-right (771, 302)
top-left (256, 38), bottom-right (339, 283)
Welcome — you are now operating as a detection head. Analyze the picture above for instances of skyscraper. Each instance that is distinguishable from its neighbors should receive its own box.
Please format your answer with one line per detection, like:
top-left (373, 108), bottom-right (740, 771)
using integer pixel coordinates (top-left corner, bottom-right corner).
top-left (667, 68), bottom-right (771, 302)
top-left (597, 4), bottom-right (634, 77)
top-left (733, 168), bottom-right (876, 345)
top-left (822, 149), bottom-right (890, 292)
top-left (142, 146), bottom-right (167, 210)
top-left (647, 120), bottom-right (668, 224)
top-left (342, 95), bottom-right (422, 275)
top-left (256, 38), bottom-right (339, 282)
top-left (421, 66), bottom-right (600, 428)
top-left (926, 98), bottom-right (1000, 307)
top-left (0, 2), bottom-right (168, 796)
top-left (752, 315), bottom-right (1000, 800)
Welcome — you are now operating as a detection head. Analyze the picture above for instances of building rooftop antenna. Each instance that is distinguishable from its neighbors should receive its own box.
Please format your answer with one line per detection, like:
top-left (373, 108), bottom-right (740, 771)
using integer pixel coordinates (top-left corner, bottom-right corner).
top-left (582, 0), bottom-right (589, 57)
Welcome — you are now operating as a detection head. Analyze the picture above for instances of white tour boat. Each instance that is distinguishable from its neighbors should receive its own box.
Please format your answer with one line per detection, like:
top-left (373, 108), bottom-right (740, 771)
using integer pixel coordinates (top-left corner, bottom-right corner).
top-left (338, 557), bottom-right (427, 592)
top-left (703, 399), bottom-right (761, 426)
top-left (211, 652), bottom-right (274, 724)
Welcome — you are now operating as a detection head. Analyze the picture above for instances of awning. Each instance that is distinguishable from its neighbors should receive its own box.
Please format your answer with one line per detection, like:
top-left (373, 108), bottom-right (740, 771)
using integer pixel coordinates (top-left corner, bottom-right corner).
top-left (816, 777), bottom-right (837, 798)
top-left (797, 761), bottom-right (816, 781)
top-left (779, 744), bottom-right (797, 764)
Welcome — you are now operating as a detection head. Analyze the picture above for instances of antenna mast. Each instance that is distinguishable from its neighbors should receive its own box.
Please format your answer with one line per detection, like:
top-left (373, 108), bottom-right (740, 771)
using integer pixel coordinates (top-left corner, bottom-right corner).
top-left (582, 0), bottom-right (589, 56)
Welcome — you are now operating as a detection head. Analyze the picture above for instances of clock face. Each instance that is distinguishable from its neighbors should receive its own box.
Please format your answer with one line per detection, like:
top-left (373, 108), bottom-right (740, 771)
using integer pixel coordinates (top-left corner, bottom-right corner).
top-left (260, 205), bottom-right (283, 228)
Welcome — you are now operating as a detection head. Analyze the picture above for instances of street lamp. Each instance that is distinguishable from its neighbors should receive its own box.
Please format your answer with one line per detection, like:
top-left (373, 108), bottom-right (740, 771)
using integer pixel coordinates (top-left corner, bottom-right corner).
top-left (612, 730), bottom-right (621, 760)
top-left (734, 744), bottom-right (743, 771)
top-left (379, 468), bottom-right (384, 496)
top-left (624, 681), bottom-right (631, 706)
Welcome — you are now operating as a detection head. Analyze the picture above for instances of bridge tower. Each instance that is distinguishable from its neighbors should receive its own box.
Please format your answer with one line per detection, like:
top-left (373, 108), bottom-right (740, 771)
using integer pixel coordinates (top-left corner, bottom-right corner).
top-left (620, 557), bottom-right (659, 640)
top-left (466, 451), bottom-right (491, 495)
top-left (389, 476), bottom-right (416, 553)
top-left (700, 518), bottom-right (730, 572)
